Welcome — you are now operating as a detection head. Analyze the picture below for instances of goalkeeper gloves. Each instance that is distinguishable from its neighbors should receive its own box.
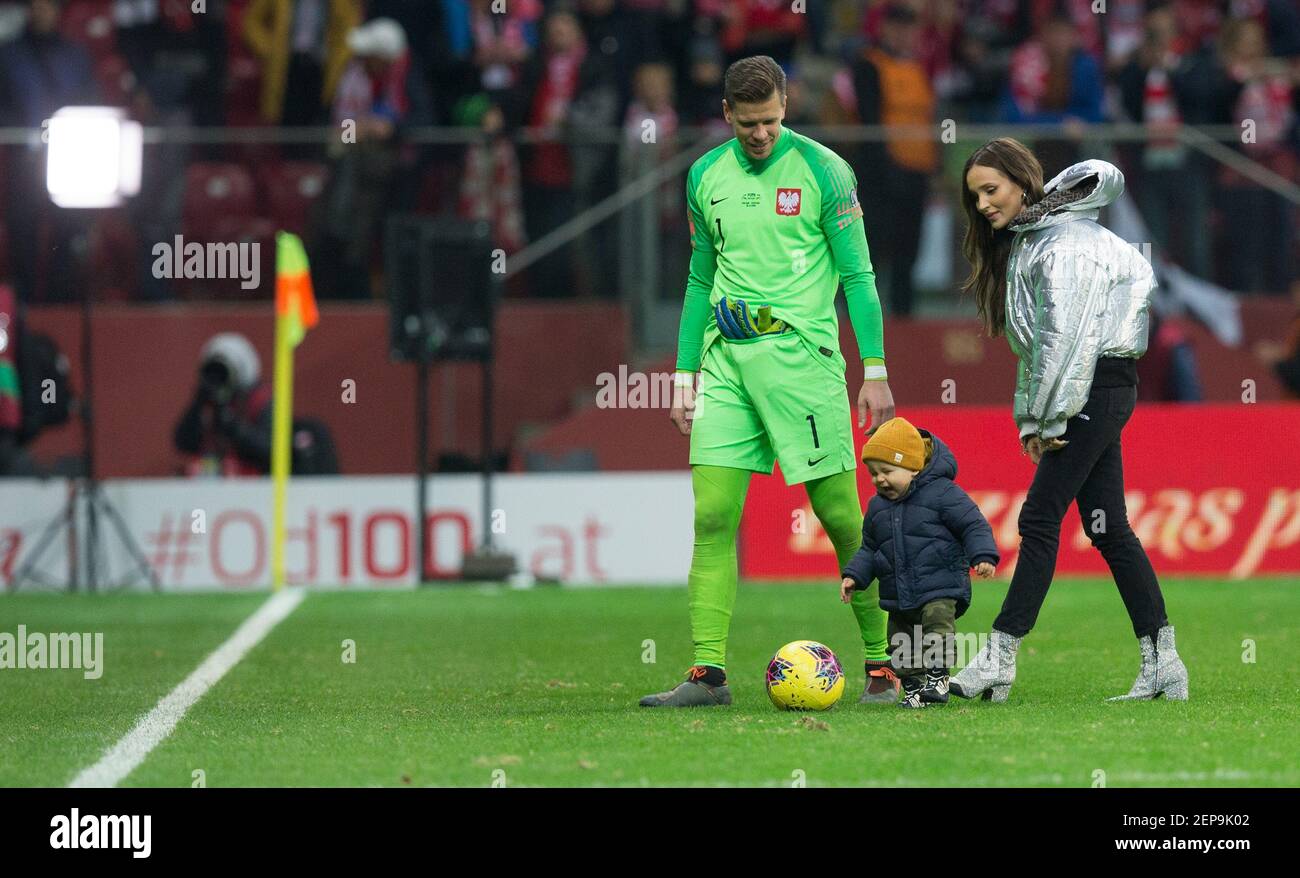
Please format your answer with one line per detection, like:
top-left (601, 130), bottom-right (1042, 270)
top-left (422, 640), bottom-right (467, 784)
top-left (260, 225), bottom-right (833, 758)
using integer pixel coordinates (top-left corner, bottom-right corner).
top-left (712, 295), bottom-right (788, 340)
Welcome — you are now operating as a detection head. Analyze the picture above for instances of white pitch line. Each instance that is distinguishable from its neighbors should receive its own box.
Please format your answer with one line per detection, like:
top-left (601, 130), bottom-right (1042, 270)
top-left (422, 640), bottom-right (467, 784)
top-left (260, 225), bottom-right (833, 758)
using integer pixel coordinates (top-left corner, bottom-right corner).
top-left (68, 588), bottom-right (306, 789)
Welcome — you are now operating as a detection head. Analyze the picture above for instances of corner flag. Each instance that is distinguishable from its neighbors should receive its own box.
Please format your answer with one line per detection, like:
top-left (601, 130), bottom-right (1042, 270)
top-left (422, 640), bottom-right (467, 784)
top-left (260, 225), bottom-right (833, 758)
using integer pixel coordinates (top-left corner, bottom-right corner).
top-left (271, 232), bottom-right (318, 590)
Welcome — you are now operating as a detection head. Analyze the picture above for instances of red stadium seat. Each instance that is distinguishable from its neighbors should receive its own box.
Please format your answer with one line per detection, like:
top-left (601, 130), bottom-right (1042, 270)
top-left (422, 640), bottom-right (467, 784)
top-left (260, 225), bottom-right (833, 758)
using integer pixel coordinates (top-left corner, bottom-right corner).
top-left (257, 161), bottom-right (329, 236)
top-left (60, 0), bottom-right (116, 61)
top-left (182, 163), bottom-right (257, 242)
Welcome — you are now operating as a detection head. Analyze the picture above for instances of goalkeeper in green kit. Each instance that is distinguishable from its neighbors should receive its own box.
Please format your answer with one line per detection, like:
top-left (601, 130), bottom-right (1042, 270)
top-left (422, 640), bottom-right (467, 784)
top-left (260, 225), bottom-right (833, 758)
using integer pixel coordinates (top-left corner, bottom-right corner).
top-left (640, 56), bottom-right (898, 708)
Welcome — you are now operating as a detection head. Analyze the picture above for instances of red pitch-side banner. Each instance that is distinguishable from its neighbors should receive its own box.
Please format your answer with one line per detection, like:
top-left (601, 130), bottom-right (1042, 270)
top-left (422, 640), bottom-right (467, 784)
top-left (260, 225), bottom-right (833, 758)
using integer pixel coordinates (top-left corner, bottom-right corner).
top-left (741, 404), bottom-right (1300, 580)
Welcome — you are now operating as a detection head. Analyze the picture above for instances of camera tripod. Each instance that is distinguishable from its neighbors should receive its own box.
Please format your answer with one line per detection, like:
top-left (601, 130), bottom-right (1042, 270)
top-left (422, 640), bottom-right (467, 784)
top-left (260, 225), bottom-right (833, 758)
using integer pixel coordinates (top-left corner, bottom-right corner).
top-left (9, 287), bottom-right (158, 591)
top-left (11, 474), bottom-right (159, 591)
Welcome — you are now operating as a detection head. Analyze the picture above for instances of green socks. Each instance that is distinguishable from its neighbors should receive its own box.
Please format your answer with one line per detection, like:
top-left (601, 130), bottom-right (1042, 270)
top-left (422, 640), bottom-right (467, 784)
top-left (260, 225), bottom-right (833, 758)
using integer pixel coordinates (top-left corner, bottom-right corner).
top-left (687, 465), bottom-right (752, 669)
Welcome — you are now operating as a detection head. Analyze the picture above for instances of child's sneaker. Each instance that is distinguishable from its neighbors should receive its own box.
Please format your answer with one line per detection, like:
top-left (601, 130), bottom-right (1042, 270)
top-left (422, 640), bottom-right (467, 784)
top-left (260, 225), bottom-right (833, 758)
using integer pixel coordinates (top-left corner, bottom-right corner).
top-left (899, 676), bottom-right (927, 709)
top-left (921, 669), bottom-right (949, 704)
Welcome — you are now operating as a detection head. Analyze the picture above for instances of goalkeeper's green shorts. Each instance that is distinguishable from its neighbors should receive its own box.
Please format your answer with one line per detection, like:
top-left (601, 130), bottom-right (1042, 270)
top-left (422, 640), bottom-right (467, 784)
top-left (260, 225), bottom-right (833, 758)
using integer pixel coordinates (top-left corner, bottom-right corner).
top-left (689, 331), bottom-right (856, 486)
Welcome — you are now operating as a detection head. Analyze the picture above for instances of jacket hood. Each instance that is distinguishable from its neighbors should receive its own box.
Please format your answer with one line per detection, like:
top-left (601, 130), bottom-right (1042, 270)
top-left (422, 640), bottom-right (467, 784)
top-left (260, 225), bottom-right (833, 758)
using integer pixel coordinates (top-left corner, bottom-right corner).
top-left (900, 429), bottom-right (956, 497)
top-left (1008, 159), bottom-right (1125, 233)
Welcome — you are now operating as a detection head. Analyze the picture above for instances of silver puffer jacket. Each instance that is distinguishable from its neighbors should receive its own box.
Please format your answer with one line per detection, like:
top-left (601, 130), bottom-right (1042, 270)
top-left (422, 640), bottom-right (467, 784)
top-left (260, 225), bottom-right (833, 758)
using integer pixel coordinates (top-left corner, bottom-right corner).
top-left (1005, 159), bottom-right (1154, 441)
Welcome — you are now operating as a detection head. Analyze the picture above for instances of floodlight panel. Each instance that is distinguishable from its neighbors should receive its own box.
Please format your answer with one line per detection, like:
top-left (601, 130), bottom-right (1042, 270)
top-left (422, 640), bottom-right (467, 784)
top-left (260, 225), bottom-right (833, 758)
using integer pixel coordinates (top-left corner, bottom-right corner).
top-left (46, 107), bottom-right (141, 208)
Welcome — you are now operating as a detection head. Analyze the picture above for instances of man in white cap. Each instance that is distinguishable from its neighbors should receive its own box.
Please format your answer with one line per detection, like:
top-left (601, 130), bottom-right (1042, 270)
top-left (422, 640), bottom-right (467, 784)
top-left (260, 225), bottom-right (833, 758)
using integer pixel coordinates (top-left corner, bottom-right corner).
top-left (315, 16), bottom-right (431, 298)
top-left (173, 333), bottom-right (274, 476)
top-left (333, 17), bottom-right (410, 142)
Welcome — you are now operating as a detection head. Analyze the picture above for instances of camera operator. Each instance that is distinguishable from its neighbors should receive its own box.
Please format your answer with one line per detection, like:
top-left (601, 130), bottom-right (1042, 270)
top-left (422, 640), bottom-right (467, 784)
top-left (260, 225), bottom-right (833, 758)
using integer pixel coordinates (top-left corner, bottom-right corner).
top-left (174, 333), bottom-right (273, 476)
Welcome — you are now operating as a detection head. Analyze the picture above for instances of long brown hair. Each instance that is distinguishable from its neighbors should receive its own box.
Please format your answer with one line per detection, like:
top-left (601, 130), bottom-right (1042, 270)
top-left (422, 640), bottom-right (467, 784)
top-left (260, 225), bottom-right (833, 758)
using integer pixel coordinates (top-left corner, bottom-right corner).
top-left (960, 138), bottom-right (1045, 337)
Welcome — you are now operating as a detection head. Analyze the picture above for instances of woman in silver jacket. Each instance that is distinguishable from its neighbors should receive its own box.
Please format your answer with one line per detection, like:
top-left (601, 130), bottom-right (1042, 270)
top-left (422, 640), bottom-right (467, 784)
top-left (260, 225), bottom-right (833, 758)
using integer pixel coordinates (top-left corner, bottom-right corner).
top-left (949, 137), bottom-right (1188, 702)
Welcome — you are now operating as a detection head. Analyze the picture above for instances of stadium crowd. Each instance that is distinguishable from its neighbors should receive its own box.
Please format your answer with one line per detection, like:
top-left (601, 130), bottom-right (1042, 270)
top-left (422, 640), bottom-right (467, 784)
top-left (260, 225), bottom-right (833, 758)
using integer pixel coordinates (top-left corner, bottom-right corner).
top-left (0, 0), bottom-right (1296, 308)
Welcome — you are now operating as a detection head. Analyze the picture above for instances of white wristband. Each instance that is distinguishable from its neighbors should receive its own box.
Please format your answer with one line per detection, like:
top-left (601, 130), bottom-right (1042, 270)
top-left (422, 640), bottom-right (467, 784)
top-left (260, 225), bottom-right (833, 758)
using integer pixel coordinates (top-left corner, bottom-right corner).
top-left (864, 365), bottom-right (888, 381)
top-left (673, 371), bottom-right (696, 388)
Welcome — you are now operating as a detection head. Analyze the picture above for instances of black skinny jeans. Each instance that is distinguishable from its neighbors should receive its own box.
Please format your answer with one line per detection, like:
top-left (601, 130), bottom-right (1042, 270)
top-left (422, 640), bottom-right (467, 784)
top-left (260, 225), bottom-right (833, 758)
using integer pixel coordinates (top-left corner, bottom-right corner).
top-left (994, 357), bottom-right (1170, 640)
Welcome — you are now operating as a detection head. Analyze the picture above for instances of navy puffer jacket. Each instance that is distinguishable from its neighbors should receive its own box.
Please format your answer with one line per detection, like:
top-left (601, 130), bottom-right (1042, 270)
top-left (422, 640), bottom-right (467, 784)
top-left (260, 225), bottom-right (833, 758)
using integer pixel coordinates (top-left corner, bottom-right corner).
top-left (841, 430), bottom-right (999, 616)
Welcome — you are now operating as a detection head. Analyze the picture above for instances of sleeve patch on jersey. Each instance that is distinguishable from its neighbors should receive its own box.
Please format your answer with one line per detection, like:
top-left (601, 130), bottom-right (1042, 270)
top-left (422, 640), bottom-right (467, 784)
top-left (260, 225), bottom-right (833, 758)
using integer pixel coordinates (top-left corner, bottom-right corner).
top-left (835, 187), bottom-right (864, 230)
top-left (775, 188), bottom-right (802, 216)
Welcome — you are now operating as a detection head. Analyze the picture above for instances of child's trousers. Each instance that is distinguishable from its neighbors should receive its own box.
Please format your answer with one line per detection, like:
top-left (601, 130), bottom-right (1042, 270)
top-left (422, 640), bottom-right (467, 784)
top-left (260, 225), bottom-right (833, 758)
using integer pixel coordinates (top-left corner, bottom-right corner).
top-left (888, 598), bottom-right (957, 680)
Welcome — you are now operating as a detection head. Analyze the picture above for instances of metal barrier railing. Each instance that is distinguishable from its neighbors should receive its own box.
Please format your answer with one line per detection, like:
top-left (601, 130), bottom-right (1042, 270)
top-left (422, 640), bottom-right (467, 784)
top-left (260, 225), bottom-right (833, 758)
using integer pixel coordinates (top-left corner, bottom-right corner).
top-left (2, 123), bottom-right (1294, 353)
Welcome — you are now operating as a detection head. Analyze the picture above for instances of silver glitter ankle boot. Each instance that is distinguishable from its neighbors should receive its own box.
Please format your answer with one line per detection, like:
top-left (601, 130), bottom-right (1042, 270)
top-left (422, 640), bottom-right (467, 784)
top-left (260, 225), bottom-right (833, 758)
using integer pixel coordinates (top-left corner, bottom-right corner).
top-left (1155, 625), bottom-right (1189, 700)
top-left (1107, 633), bottom-right (1155, 701)
top-left (1108, 625), bottom-right (1188, 701)
top-left (949, 630), bottom-right (1021, 702)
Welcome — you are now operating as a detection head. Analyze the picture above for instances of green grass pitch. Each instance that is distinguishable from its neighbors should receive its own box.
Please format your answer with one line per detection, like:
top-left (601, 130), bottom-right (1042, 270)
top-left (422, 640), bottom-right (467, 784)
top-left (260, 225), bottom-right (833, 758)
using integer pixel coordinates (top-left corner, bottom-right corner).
top-left (2, 578), bottom-right (1297, 787)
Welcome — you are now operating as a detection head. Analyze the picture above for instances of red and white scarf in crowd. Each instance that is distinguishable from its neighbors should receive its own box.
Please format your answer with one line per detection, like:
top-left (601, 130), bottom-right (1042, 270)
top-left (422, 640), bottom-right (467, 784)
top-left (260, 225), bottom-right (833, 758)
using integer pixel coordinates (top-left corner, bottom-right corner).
top-left (1142, 65), bottom-right (1184, 156)
top-left (1007, 40), bottom-right (1051, 115)
top-left (1221, 69), bottom-right (1297, 186)
top-left (1235, 73), bottom-right (1296, 153)
top-left (459, 137), bottom-right (527, 255)
top-left (526, 44), bottom-right (588, 187)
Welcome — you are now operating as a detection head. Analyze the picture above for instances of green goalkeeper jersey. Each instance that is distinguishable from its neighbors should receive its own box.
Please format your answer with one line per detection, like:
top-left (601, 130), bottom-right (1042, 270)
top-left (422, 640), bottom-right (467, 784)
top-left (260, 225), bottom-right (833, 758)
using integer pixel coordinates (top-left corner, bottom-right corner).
top-left (675, 126), bottom-right (885, 373)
